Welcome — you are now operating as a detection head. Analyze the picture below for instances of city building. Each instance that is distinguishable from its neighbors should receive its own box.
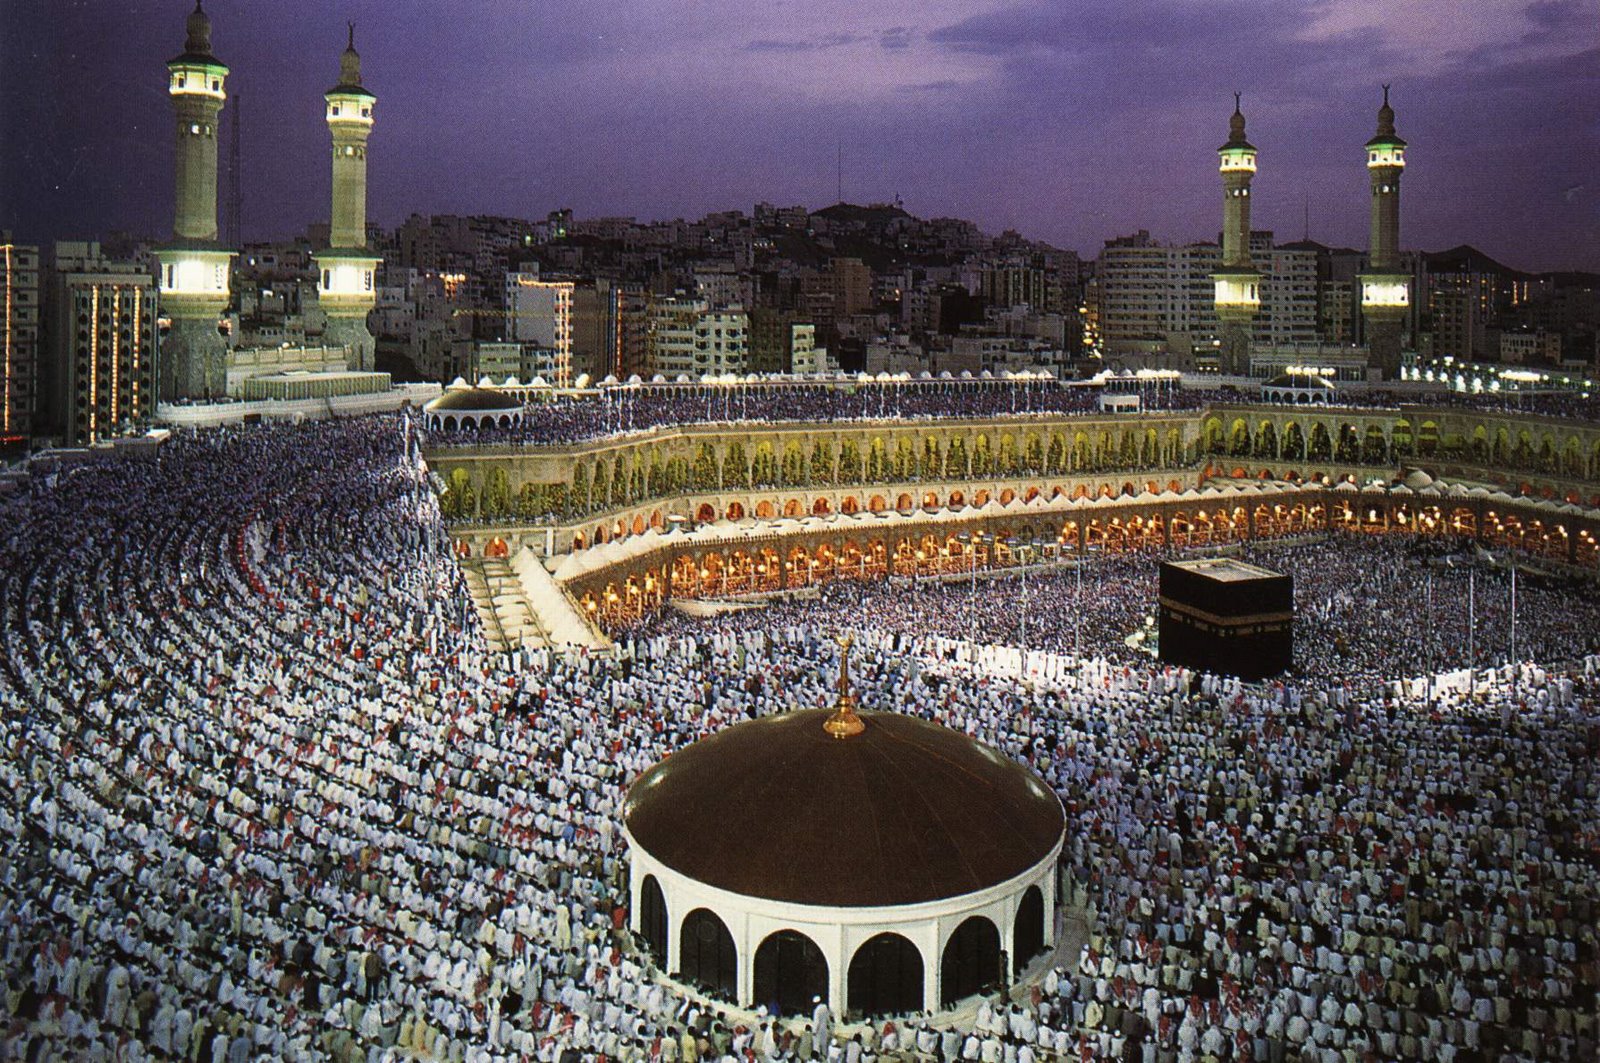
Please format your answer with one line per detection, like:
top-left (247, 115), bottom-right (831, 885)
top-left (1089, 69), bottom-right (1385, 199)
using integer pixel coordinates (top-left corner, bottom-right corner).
top-left (47, 243), bottom-right (159, 444)
top-left (750, 309), bottom-right (823, 375)
top-left (155, 2), bottom-right (235, 400)
top-left (1, 234), bottom-right (41, 443)
top-left (1499, 330), bottom-right (1562, 365)
top-left (505, 273), bottom-right (573, 385)
top-left (1096, 232), bottom-right (1217, 358)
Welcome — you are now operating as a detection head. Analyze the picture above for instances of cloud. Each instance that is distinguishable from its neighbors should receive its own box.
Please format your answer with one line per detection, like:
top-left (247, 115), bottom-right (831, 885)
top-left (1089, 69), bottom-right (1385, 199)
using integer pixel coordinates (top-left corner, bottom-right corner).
top-left (747, 33), bottom-right (868, 53)
top-left (879, 27), bottom-right (913, 50)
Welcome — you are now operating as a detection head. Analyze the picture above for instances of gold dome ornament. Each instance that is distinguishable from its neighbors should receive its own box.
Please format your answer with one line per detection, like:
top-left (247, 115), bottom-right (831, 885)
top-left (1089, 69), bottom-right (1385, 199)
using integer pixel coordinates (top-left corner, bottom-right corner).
top-left (823, 633), bottom-right (866, 739)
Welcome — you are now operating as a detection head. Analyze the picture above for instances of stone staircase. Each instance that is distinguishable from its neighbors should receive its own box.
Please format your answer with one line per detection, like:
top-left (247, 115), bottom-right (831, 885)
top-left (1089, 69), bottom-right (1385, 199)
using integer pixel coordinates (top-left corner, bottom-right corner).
top-left (462, 558), bottom-right (548, 652)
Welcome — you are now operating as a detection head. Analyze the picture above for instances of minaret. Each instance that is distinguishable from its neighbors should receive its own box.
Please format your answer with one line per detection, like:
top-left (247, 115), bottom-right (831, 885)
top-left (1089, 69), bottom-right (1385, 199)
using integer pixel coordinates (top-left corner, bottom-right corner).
top-left (1211, 94), bottom-right (1260, 378)
top-left (1360, 86), bottom-right (1409, 379)
top-left (314, 24), bottom-right (381, 371)
top-left (155, 2), bottom-right (236, 400)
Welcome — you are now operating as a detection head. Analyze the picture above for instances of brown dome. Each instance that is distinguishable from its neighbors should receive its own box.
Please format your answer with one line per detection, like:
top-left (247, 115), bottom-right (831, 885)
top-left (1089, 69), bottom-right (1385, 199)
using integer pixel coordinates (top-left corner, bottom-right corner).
top-left (425, 388), bottom-right (523, 413)
top-left (624, 709), bottom-right (1064, 907)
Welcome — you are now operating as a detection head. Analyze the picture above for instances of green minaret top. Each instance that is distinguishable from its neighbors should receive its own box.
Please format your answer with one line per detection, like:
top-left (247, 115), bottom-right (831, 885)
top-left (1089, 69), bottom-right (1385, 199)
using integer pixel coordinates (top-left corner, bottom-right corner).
top-left (172, 0), bottom-right (223, 65)
top-left (1367, 85), bottom-right (1406, 149)
top-left (186, 2), bottom-right (212, 53)
top-left (329, 22), bottom-right (375, 98)
top-left (340, 23), bottom-right (362, 86)
top-left (1220, 93), bottom-right (1256, 153)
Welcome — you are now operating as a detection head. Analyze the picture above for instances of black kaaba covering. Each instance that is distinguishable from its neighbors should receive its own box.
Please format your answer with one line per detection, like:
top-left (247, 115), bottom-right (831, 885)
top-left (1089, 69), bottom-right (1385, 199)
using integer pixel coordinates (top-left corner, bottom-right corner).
top-left (1158, 558), bottom-right (1293, 680)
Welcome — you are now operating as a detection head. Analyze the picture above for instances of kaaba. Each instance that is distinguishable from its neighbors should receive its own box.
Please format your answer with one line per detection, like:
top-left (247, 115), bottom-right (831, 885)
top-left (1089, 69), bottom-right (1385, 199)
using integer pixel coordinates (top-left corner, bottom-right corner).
top-left (1158, 558), bottom-right (1293, 679)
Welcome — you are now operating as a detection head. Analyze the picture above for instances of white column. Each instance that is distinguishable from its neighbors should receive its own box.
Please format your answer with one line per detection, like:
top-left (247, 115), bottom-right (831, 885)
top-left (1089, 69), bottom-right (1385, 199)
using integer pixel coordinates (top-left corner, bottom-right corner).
top-left (827, 924), bottom-right (848, 1021)
top-left (736, 910), bottom-right (755, 1007)
top-left (663, 879), bottom-right (681, 974)
top-left (921, 921), bottom-right (942, 1013)
top-left (1042, 867), bottom-right (1059, 948)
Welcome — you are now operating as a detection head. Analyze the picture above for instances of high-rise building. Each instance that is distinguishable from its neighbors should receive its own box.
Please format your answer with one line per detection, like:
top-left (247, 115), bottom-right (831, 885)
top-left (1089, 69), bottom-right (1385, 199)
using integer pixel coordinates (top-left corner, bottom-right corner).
top-left (646, 296), bottom-right (748, 376)
top-left (605, 282), bottom-right (650, 380)
top-left (155, 2), bottom-right (235, 400)
top-left (1212, 96), bottom-right (1261, 376)
top-left (1360, 87), bottom-right (1409, 378)
top-left (314, 26), bottom-right (381, 371)
top-left (1097, 232), bottom-right (1217, 356)
top-left (48, 243), bottom-right (160, 444)
top-left (505, 273), bottom-right (573, 385)
top-left (1, 235), bottom-right (41, 442)
top-left (647, 296), bottom-right (705, 378)
top-left (1256, 246), bottom-right (1319, 347)
top-left (750, 309), bottom-right (820, 374)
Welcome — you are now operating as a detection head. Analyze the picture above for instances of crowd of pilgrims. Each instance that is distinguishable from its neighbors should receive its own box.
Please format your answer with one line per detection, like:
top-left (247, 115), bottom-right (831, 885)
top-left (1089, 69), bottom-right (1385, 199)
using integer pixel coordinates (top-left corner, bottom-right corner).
top-left (427, 381), bottom-right (1600, 451)
top-left (431, 384), bottom-right (1202, 448)
top-left (628, 536), bottom-right (1600, 690)
top-left (0, 412), bottom-right (1595, 1062)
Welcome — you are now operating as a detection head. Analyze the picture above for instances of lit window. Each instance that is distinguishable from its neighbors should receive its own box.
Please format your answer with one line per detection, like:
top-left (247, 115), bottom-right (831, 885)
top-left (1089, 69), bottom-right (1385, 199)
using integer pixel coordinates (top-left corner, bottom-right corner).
top-left (191, 123), bottom-right (201, 134)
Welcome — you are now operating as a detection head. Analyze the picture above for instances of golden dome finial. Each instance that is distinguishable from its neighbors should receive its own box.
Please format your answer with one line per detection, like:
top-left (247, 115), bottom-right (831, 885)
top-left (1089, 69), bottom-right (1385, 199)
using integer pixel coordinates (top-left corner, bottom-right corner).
top-left (823, 633), bottom-right (865, 739)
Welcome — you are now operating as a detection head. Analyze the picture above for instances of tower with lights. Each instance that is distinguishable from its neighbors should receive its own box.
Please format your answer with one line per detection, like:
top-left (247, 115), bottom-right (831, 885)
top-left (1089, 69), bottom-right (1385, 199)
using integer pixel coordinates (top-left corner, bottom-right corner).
top-left (314, 26), bottom-right (381, 371)
top-left (1211, 95), bottom-right (1260, 377)
top-left (1360, 86), bottom-right (1408, 379)
top-left (155, 2), bottom-right (235, 400)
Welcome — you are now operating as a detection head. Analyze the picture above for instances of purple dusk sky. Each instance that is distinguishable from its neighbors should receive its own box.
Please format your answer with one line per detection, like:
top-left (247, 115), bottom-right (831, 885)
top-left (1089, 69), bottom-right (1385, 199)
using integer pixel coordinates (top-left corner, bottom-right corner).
top-left (3, 1), bottom-right (1596, 270)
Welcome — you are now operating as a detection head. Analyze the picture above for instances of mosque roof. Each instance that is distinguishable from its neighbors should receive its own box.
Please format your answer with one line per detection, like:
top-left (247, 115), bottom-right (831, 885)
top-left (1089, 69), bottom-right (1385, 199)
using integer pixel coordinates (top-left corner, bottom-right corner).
top-left (424, 388), bottom-right (523, 413)
top-left (625, 708), bottom-right (1064, 907)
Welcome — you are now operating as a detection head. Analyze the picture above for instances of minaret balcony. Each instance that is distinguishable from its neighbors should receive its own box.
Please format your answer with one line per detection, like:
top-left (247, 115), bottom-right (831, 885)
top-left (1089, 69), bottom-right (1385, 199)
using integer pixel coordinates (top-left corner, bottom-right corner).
top-left (1366, 147), bottom-right (1405, 169)
top-left (168, 62), bottom-right (228, 99)
top-left (1212, 275), bottom-right (1261, 309)
top-left (1360, 276), bottom-right (1410, 309)
top-left (1218, 149), bottom-right (1257, 173)
top-left (156, 249), bottom-right (234, 314)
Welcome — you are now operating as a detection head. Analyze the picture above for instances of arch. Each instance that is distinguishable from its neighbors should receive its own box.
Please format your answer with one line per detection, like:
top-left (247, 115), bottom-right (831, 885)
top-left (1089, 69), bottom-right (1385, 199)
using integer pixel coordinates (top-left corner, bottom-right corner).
top-left (896, 493), bottom-right (914, 513)
top-left (940, 915), bottom-right (1000, 1008)
top-left (1013, 886), bottom-right (1046, 975)
top-left (840, 495), bottom-right (860, 515)
top-left (753, 930), bottom-right (828, 1017)
top-left (756, 499), bottom-right (775, 519)
top-left (696, 503), bottom-right (716, 524)
top-left (783, 498), bottom-right (804, 518)
top-left (678, 909), bottom-right (736, 999)
top-left (484, 536), bottom-right (509, 560)
top-left (867, 495), bottom-right (887, 513)
top-left (639, 875), bottom-right (668, 968)
top-left (812, 497), bottom-right (832, 516)
top-left (726, 501), bottom-right (746, 521)
top-left (847, 933), bottom-right (924, 1020)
